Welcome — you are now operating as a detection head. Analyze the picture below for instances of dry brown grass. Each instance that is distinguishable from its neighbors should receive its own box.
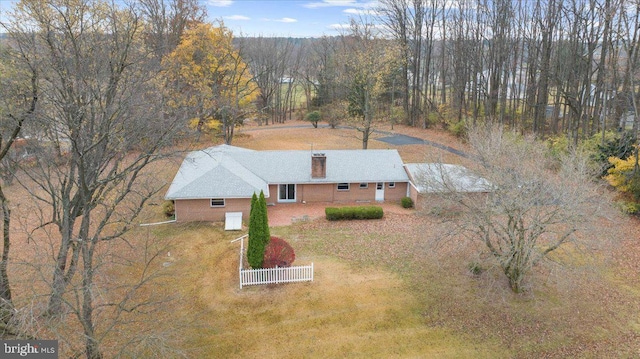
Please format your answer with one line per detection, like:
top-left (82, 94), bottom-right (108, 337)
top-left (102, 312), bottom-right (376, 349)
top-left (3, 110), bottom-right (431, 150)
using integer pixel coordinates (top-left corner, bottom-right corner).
top-left (147, 222), bottom-right (504, 358)
top-left (232, 121), bottom-right (470, 164)
top-left (290, 211), bottom-right (640, 358)
top-left (5, 120), bottom-right (640, 357)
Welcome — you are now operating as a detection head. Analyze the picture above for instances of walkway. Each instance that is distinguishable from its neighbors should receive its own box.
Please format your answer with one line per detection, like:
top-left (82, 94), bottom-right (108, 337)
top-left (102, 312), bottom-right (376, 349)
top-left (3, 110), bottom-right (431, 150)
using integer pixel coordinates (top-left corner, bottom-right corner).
top-left (267, 201), bottom-right (413, 227)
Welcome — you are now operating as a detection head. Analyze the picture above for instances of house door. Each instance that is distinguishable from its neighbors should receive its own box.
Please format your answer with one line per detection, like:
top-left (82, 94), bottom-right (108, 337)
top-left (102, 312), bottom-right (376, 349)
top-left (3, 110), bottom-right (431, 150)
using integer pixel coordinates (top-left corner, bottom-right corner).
top-left (278, 184), bottom-right (296, 203)
top-left (375, 182), bottom-right (385, 201)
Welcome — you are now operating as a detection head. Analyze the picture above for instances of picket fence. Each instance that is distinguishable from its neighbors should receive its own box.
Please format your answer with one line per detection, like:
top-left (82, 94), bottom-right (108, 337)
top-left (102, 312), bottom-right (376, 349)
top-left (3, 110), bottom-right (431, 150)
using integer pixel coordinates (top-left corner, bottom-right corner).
top-left (232, 234), bottom-right (314, 289)
top-left (239, 263), bottom-right (314, 288)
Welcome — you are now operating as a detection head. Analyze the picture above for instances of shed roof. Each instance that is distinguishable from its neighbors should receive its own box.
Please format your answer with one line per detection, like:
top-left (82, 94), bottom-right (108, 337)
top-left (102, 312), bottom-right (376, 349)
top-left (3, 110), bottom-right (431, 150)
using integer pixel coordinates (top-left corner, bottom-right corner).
top-left (404, 163), bottom-right (491, 193)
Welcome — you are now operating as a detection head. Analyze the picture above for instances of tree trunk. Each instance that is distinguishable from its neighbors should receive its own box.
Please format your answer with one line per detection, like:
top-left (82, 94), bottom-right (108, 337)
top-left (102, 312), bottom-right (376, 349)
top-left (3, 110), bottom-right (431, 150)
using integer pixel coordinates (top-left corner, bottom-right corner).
top-left (81, 240), bottom-right (102, 359)
top-left (0, 185), bottom-right (13, 319)
top-left (47, 196), bottom-right (86, 316)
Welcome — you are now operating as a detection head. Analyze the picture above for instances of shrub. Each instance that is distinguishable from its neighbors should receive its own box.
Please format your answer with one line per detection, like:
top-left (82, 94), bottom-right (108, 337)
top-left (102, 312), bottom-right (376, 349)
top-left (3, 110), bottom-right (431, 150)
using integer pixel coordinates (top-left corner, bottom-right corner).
top-left (618, 201), bottom-right (640, 215)
top-left (401, 196), bottom-right (414, 208)
top-left (605, 154), bottom-right (640, 200)
top-left (547, 134), bottom-right (570, 160)
top-left (389, 106), bottom-right (407, 127)
top-left (162, 200), bottom-right (175, 218)
top-left (592, 131), bottom-right (636, 176)
top-left (325, 206), bottom-right (383, 221)
top-left (324, 207), bottom-right (341, 220)
top-left (263, 236), bottom-right (296, 268)
top-left (321, 101), bottom-right (346, 129)
top-left (448, 120), bottom-right (467, 138)
top-left (305, 110), bottom-right (321, 128)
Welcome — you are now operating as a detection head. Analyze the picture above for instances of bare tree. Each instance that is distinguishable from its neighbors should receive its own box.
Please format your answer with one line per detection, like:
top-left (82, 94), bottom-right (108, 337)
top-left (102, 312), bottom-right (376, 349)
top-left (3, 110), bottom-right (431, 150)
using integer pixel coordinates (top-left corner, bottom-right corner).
top-left (340, 18), bottom-right (399, 149)
top-left (240, 36), bottom-right (296, 124)
top-left (138, 0), bottom-right (206, 62)
top-left (618, 0), bottom-right (640, 137)
top-left (377, 0), bottom-right (411, 124)
top-left (4, 0), bottom-right (178, 357)
top-left (0, 42), bottom-right (38, 328)
top-left (418, 124), bottom-right (603, 293)
top-left (311, 36), bottom-right (345, 115)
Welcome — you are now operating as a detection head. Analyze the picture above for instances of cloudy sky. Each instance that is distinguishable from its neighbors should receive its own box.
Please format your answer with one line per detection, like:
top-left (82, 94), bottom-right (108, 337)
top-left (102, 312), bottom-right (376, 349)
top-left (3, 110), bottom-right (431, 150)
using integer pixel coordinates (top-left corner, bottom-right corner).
top-left (203, 0), bottom-right (378, 37)
top-left (0, 0), bottom-right (378, 37)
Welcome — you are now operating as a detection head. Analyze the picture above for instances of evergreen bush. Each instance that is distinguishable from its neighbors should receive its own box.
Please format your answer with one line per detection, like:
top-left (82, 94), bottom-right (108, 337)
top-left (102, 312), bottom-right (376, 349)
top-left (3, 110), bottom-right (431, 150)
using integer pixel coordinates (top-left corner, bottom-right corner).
top-left (305, 110), bottom-right (321, 128)
top-left (248, 191), bottom-right (271, 268)
top-left (593, 131), bottom-right (636, 176)
top-left (401, 196), bottom-right (414, 208)
top-left (247, 193), bottom-right (262, 268)
top-left (325, 206), bottom-right (383, 220)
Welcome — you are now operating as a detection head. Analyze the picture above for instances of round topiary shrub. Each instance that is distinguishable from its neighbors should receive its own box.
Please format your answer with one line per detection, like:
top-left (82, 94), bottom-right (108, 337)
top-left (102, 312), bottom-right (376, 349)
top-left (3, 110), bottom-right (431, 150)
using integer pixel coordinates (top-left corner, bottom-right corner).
top-left (401, 196), bottom-right (414, 208)
top-left (263, 236), bottom-right (296, 268)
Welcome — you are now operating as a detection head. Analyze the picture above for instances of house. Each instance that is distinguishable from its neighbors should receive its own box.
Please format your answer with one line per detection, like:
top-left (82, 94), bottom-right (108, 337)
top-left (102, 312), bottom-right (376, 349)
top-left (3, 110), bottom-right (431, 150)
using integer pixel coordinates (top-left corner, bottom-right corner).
top-left (165, 145), bottom-right (411, 222)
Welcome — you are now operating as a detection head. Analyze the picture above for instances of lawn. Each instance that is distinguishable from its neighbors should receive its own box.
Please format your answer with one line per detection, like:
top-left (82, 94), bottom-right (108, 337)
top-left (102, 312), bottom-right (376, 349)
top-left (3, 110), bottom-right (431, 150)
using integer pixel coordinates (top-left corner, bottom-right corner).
top-left (7, 120), bottom-right (640, 357)
top-left (147, 222), bottom-right (504, 358)
top-left (132, 121), bottom-right (640, 358)
top-left (138, 208), bottom-right (640, 358)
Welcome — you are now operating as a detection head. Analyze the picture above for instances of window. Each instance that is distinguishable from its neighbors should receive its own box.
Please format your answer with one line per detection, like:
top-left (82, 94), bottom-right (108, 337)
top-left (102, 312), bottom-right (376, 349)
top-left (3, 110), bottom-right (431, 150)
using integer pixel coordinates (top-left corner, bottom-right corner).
top-left (278, 184), bottom-right (296, 202)
top-left (359, 183), bottom-right (369, 189)
top-left (337, 183), bottom-right (350, 191)
top-left (388, 182), bottom-right (396, 188)
top-left (210, 198), bottom-right (225, 207)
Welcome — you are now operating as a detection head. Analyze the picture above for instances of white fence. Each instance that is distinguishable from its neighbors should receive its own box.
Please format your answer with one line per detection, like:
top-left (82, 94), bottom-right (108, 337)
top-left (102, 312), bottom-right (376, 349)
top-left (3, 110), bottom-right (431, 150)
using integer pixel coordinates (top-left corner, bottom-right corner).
top-left (231, 234), bottom-right (314, 289)
top-left (239, 263), bottom-right (314, 288)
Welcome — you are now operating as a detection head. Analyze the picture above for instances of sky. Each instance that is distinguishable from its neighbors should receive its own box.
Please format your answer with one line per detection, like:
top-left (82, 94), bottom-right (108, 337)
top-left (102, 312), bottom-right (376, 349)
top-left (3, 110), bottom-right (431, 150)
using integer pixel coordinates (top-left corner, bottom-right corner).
top-left (206, 0), bottom-right (379, 37)
top-left (0, 0), bottom-right (379, 38)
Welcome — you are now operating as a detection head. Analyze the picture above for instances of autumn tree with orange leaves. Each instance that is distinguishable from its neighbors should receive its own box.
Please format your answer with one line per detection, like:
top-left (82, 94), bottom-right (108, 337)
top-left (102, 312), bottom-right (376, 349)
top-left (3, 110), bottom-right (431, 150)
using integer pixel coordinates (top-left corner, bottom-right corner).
top-left (163, 23), bottom-right (259, 144)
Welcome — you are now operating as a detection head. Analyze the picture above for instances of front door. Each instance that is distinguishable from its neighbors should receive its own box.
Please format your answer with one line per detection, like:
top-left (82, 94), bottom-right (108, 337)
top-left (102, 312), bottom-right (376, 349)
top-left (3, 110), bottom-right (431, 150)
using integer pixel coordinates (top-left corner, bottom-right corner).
top-left (375, 182), bottom-right (384, 201)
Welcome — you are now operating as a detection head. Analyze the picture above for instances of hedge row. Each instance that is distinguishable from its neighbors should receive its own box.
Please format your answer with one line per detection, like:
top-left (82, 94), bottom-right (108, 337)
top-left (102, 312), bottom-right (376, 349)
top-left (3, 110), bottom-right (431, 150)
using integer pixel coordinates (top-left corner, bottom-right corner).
top-left (325, 206), bottom-right (384, 221)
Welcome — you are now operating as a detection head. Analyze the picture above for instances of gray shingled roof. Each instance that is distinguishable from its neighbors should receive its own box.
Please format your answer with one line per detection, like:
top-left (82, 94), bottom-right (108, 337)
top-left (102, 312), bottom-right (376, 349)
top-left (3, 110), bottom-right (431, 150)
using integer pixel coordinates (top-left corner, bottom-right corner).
top-left (165, 144), bottom-right (410, 199)
top-left (404, 163), bottom-right (492, 193)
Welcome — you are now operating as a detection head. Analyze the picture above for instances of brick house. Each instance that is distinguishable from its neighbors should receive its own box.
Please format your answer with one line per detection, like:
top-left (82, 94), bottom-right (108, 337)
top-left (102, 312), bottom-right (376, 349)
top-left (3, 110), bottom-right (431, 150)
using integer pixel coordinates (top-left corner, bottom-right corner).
top-left (165, 144), bottom-right (411, 222)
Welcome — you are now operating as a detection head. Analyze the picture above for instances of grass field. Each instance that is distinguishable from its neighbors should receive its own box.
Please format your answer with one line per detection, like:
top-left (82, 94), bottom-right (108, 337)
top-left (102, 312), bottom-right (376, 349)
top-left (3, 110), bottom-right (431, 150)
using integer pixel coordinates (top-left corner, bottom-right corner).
top-left (124, 122), bottom-right (640, 358)
top-left (138, 210), bottom-right (640, 358)
top-left (150, 222), bottom-right (505, 358)
top-left (8, 121), bottom-right (640, 357)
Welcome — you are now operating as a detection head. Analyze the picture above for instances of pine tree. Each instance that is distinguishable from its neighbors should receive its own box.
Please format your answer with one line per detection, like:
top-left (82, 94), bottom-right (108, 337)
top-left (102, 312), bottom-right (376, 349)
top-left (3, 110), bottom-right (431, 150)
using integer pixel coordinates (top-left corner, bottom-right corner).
top-left (247, 193), bottom-right (263, 268)
top-left (259, 190), bottom-right (271, 244)
top-left (247, 190), bottom-right (271, 268)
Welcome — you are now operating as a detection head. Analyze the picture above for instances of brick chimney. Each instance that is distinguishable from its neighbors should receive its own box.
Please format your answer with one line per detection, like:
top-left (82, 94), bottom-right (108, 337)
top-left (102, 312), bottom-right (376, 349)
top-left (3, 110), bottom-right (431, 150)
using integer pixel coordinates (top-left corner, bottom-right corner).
top-left (311, 153), bottom-right (326, 179)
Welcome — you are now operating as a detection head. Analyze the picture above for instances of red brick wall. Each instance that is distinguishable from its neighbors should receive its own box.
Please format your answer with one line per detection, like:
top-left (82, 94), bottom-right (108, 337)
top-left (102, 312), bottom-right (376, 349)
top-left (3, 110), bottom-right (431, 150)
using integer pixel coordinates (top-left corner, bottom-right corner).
top-left (174, 198), bottom-right (251, 222)
top-left (174, 181), bottom-right (410, 222)
top-left (299, 182), bottom-right (408, 203)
